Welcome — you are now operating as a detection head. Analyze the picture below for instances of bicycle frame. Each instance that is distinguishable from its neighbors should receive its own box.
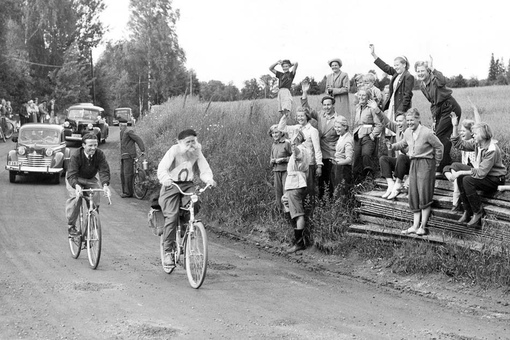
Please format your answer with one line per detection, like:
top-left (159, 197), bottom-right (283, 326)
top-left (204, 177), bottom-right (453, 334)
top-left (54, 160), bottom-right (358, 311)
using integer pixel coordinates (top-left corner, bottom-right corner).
top-left (172, 183), bottom-right (210, 259)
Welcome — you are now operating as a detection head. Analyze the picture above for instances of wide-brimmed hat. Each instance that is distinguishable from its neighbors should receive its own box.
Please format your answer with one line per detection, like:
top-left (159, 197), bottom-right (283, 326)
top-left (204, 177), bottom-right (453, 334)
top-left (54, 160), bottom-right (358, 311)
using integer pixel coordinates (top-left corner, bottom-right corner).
top-left (328, 58), bottom-right (342, 67)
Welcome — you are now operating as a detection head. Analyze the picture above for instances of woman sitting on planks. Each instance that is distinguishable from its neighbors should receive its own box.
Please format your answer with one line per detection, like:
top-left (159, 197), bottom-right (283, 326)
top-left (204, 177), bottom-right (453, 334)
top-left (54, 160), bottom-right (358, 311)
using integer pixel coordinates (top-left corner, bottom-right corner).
top-left (448, 119), bottom-right (507, 228)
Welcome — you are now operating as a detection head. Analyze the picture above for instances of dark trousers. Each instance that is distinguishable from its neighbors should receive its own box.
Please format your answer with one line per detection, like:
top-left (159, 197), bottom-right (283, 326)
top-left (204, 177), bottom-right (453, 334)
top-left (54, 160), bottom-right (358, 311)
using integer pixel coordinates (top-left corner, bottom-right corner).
top-left (121, 157), bottom-right (134, 196)
top-left (333, 164), bottom-right (352, 196)
top-left (457, 174), bottom-right (504, 214)
top-left (353, 135), bottom-right (376, 180)
top-left (379, 154), bottom-right (411, 180)
top-left (158, 181), bottom-right (194, 252)
top-left (434, 97), bottom-right (461, 171)
top-left (318, 158), bottom-right (335, 199)
top-left (20, 115), bottom-right (29, 126)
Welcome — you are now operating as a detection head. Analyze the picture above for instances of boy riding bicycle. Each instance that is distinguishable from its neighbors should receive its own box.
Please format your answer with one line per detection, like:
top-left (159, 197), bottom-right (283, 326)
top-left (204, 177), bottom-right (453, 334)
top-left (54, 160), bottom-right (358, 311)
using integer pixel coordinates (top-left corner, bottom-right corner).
top-left (66, 133), bottom-right (111, 236)
top-left (157, 129), bottom-right (216, 267)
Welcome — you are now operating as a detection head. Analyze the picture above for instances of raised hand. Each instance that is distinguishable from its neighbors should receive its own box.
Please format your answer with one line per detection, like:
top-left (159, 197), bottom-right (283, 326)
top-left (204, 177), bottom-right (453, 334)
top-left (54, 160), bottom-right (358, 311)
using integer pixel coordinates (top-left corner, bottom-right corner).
top-left (428, 55), bottom-right (434, 71)
top-left (367, 99), bottom-right (379, 110)
top-left (301, 80), bottom-right (310, 93)
top-left (450, 112), bottom-right (458, 127)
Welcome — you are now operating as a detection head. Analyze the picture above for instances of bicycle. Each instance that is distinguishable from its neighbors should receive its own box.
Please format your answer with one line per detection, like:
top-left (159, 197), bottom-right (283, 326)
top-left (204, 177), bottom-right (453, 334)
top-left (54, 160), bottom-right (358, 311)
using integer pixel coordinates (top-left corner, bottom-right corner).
top-left (0, 117), bottom-right (15, 142)
top-left (152, 183), bottom-right (210, 289)
top-left (133, 156), bottom-right (148, 200)
top-left (68, 188), bottom-right (112, 269)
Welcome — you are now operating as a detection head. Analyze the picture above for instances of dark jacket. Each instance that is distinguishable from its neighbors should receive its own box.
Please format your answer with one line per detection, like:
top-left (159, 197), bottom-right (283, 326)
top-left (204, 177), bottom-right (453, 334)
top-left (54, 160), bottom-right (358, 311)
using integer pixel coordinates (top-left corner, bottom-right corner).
top-left (120, 128), bottom-right (145, 159)
top-left (374, 57), bottom-right (414, 115)
top-left (67, 147), bottom-right (110, 188)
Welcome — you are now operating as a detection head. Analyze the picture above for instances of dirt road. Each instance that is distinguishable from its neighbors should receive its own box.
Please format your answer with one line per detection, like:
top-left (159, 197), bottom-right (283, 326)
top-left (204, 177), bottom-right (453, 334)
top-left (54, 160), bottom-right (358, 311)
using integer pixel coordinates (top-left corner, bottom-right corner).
top-left (1, 127), bottom-right (509, 339)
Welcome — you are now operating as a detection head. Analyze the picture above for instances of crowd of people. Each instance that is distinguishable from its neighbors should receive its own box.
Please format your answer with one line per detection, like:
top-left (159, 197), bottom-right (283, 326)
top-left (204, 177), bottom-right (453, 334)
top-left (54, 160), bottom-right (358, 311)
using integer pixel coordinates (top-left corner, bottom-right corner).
top-left (268, 44), bottom-right (507, 251)
top-left (0, 97), bottom-right (57, 128)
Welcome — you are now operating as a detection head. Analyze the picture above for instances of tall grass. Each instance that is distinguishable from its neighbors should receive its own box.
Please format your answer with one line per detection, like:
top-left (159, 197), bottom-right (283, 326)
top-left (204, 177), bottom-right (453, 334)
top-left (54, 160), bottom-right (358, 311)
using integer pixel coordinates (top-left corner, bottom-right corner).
top-left (135, 86), bottom-right (510, 289)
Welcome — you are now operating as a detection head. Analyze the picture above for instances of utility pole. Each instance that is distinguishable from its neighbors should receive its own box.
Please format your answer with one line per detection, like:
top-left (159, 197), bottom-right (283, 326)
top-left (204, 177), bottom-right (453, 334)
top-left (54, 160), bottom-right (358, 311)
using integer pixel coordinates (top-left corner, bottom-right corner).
top-left (90, 49), bottom-right (96, 104)
top-left (190, 71), bottom-right (193, 97)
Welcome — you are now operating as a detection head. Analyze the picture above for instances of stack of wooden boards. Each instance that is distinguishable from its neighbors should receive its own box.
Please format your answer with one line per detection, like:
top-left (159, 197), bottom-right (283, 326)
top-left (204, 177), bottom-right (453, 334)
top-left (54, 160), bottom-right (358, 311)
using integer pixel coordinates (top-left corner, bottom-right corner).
top-left (353, 178), bottom-right (510, 246)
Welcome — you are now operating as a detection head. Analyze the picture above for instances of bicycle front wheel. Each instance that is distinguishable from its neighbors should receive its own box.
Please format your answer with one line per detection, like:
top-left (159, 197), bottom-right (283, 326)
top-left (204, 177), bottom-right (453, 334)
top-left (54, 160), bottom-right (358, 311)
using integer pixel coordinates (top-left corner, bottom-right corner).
top-left (87, 211), bottom-right (102, 269)
top-left (68, 203), bottom-right (85, 259)
top-left (133, 169), bottom-right (148, 200)
top-left (185, 222), bottom-right (208, 289)
top-left (3, 121), bottom-right (14, 139)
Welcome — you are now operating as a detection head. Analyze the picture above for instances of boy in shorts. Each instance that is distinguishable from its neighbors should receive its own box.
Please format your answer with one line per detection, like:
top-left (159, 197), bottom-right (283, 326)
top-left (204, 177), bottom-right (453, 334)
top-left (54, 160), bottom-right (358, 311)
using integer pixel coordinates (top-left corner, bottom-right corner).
top-left (269, 59), bottom-right (299, 116)
top-left (283, 130), bottom-right (310, 253)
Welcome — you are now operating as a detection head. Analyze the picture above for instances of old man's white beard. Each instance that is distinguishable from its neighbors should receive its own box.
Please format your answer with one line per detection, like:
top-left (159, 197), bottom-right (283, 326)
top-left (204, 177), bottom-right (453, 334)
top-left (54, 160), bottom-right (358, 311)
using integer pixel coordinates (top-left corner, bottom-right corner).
top-left (179, 142), bottom-right (202, 161)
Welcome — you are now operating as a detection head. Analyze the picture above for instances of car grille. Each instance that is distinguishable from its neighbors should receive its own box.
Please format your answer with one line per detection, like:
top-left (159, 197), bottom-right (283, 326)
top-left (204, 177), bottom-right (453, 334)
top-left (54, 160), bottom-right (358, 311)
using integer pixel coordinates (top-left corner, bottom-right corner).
top-left (19, 154), bottom-right (52, 167)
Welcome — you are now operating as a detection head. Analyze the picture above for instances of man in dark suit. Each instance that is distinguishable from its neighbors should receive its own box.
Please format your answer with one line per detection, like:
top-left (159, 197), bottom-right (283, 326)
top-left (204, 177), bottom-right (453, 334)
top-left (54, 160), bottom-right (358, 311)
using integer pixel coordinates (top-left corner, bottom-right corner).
top-left (120, 123), bottom-right (145, 198)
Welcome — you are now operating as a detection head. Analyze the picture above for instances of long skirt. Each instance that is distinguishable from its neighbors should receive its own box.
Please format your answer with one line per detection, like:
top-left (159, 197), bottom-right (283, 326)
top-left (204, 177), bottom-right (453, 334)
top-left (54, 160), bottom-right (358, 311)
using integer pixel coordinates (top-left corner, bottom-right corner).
top-left (408, 158), bottom-right (436, 212)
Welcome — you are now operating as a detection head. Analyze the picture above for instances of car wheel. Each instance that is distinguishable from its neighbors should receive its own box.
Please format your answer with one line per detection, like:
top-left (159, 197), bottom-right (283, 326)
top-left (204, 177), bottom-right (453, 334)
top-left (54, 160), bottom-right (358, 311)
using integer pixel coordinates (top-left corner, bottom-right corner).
top-left (9, 171), bottom-right (16, 183)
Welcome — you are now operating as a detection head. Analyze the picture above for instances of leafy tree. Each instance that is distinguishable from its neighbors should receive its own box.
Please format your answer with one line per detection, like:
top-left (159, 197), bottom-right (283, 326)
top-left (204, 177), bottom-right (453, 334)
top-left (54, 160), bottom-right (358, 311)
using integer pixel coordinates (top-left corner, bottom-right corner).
top-left (128, 0), bottom-right (187, 110)
top-left (450, 74), bottom-right (467, 88)
top-left (467, 77), bottom-right (479, 87)
top-left (259, 74), bottom-right (277, 99)
top-left (51, 42), bottom-right (92, 109)
top-left (240, 78), bottom-right (262, 100)
top-left (488, 53), bottom-right (497, 81)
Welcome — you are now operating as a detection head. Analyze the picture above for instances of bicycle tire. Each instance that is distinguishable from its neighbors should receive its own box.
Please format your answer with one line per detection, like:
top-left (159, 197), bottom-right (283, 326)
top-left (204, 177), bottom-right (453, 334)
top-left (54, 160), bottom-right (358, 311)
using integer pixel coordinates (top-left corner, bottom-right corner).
top-left (133, 169), bottom-right (148, 200)
top-left (68, 203), bottom-right (85, 259)
top-left (87, 211), bottom-right (102, 269)
top-left (160, 234), bottom-right (176, 274)
top-left (3, 122), bottom-right (14, 139)
top-left (184, 222), bottom-right (208, 289)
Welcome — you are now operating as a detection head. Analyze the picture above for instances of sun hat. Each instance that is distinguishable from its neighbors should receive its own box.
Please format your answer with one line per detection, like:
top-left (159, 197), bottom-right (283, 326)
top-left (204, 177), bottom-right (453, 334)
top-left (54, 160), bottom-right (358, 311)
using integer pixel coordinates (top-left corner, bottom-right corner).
top-left (328, 58), bottom-right (342, 67)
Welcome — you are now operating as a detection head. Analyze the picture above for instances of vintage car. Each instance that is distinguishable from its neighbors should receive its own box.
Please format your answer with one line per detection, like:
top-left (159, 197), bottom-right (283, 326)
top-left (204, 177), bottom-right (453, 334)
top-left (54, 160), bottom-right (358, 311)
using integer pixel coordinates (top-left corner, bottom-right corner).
top-left (114, 107), bottom-right (134, 126)
top-left (5, 123), bottom-right (71, 184)
top-left (63, 103), bottom-right (109, 144)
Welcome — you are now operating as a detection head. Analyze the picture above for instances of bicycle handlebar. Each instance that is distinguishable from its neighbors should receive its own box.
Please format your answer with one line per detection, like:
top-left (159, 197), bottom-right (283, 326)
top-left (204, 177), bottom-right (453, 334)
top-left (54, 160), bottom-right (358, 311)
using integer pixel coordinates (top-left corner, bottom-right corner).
top-left (80, 188), bottom-right (112, 205)
top-left (169, 182), bottom-right (212, 196)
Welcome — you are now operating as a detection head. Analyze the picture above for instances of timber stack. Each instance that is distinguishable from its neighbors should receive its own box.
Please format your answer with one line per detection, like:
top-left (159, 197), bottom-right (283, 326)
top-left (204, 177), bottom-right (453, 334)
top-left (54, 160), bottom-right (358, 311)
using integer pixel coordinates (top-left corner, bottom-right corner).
top-left (352, 178), bottom-right (510, 246)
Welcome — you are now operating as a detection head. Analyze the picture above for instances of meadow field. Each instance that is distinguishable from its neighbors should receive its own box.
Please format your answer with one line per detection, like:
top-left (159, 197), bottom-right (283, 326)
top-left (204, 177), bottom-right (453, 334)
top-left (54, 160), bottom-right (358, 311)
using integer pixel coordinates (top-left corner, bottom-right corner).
top-left (135, 85), bottom-right (510, 288)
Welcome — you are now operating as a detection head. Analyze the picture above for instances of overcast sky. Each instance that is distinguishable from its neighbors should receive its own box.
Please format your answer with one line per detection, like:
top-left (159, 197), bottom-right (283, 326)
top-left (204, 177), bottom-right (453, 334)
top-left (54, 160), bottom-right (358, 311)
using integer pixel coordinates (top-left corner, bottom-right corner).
top-left (97, 0), bottom-right (510, 88)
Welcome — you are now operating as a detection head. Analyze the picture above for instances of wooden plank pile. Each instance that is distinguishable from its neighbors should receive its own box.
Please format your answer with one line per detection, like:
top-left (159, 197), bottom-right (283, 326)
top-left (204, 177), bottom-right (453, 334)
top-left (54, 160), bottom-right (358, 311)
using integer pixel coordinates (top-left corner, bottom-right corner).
top-left (353, 178), bottom-right (510, 245)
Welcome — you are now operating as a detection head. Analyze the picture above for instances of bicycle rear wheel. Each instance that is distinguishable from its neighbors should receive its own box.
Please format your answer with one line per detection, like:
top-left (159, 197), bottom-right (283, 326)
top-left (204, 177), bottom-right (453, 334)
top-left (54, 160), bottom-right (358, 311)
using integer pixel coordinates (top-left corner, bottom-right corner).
top-left (68, 203), bottom-right (85, 259)
top-left (185, 222), bottom-right (208, 289)
top-left (133, 169), bottom-right (148, 200)
top-left (3, 122), bottom-right (14, 139)
top-left (160, 234), bottom-right (176, 274)
top-left (87, 211), bottom-right (102, 269)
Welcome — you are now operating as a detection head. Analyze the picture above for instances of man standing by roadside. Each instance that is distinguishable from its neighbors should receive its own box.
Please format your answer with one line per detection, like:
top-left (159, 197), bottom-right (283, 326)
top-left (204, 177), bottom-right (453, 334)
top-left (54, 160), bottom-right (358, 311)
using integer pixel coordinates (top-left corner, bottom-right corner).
top-left (120, 123), bottom-right (145, 198)
top-left (301, 81), bottom-right (343, 199)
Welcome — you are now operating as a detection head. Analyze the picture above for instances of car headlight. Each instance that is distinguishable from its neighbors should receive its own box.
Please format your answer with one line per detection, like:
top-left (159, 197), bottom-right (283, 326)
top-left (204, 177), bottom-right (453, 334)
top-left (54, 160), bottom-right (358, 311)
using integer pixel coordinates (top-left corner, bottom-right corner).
top-left (18, 146), bottom-right (26, 155)
top-left (87, 123), bottom-right (93, 130)
top-left (45, 149), bottom-right (53, 157)
top-left (191, 194), bottom-right (199, 203)
top-left (64, 121), bottom-right (70, 128)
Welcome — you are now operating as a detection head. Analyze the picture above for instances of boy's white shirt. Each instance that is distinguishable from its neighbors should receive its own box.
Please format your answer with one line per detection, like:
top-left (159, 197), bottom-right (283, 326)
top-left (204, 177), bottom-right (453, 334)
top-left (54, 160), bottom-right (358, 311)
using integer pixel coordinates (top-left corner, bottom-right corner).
top-left (157, 143), bottom-right (213, 184)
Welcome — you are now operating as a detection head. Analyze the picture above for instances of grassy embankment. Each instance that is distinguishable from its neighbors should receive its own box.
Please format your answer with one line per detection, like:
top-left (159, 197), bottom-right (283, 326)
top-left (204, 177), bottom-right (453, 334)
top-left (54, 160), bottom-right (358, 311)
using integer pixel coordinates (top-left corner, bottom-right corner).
top-left (135, 86), bottom-right (510, 289)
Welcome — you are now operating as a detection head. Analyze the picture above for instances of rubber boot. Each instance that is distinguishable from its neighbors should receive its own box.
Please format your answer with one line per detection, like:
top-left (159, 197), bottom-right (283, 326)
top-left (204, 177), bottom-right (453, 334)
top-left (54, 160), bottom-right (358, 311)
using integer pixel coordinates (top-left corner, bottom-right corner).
top-left (287, 229), bottom-right (305, 253)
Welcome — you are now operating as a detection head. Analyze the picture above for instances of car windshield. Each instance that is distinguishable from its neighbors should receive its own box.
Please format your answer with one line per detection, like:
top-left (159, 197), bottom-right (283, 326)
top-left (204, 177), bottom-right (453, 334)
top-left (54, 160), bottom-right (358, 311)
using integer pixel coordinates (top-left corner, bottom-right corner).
top-left (19, 129), bottom-right (60, 144)
top-left (116, 109), bottom-right (131, 119)
top-left (68, 108), bottom-right (100, 120)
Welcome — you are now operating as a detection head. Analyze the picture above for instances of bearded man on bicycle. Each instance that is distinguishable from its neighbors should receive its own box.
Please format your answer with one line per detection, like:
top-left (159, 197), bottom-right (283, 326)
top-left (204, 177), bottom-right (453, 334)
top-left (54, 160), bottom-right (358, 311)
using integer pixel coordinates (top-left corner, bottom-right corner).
top-left (66, 133), bottom-right (111, 236)
top-left (157, 129), bottom-right (216, 266)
